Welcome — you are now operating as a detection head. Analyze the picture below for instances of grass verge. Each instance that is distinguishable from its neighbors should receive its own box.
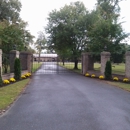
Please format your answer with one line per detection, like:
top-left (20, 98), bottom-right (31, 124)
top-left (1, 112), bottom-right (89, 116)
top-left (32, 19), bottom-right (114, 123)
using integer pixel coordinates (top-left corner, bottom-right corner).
top-left (32, 62), bottom-right (42, 72)
top-left (0, 78), bottom-right (30, 114)
top-left (107, 81), bottom-right (130, 92)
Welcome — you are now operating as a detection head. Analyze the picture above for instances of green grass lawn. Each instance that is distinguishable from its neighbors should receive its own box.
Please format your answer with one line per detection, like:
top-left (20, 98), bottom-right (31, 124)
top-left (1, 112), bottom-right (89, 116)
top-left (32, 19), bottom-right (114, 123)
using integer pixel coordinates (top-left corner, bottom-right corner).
top-left (0, 79), bottom-right (30, 111)
top-left (59, 62), bottom-right (82, 73)
top-left (32, 62), bottom-right (43, 73)
top-left (94, 63), bottom-right (125, 75)
top-left (107, 81), bottom-right (130, 92)
top-left (59, 62), bottom-right (125, 75)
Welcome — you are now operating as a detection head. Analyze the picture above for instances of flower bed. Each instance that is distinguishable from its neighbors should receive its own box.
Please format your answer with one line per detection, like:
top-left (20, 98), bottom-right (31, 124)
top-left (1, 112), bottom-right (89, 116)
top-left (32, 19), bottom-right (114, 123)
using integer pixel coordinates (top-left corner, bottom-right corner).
top-left (84, 72), bottom-right (130, 84)
top-left (1, 73), bottom-right (31, 87)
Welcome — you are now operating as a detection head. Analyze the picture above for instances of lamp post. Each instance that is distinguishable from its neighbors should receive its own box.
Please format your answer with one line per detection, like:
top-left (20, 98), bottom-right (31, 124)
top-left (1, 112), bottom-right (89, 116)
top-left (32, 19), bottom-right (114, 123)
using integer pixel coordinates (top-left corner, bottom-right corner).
top-left (104, 45), bottom-right (107, 51)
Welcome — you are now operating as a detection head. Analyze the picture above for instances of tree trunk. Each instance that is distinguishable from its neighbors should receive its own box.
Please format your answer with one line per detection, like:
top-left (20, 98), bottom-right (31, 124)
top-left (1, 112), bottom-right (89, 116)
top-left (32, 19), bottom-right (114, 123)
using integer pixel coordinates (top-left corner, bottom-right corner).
top-left (38, 53), bottom-right (40, 63)
top-left (74, 58), bottom-right (78, 70)
top-left (62, 58), bottom-right (65, 66)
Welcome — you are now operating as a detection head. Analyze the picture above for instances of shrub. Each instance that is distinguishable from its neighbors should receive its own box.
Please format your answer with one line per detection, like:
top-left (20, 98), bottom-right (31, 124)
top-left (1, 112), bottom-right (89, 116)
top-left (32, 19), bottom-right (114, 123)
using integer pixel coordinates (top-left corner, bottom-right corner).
top-left (10, 78), bottom-right (16, 82)
top-left (21, 75), bottom-right (26, 79)
top-left (91, 74), bottom-right (96, 78)
top-left (99, 75), bottom-right (104, 79)
top-left (123, 78), bottom-right (129, 82)
top-left (85, 73), bottom-right (90, 77)
top-left (0, 67), bottom-right (3, 87)
top-left (113, 77), bottom-right (119, 81)
top-left (104, 61), bottom-right (112, 80)
top-left (3, 80), bottom-right (10, 84)
top-left (25, 73), bottom-right (31, 77)
top-left (14, 58), bottom-right (21, 80)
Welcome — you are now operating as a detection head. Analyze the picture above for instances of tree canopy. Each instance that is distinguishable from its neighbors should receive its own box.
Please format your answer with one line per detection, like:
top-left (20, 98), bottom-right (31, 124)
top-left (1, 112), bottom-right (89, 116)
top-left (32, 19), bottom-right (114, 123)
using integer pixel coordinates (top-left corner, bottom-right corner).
top-left (46, 1), bottom-right (89, 69)
top-left (0, 0), bottom-right (34, 53)
top-left (46, 0), bottom-right (129, 65)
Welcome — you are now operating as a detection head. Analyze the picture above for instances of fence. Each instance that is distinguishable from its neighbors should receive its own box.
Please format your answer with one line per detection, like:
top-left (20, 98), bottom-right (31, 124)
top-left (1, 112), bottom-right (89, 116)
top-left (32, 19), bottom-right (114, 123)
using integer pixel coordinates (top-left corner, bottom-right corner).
top-left (0, 49), bottom-right (33, 80)
top-left (82, 51), bottom-right (130, 79)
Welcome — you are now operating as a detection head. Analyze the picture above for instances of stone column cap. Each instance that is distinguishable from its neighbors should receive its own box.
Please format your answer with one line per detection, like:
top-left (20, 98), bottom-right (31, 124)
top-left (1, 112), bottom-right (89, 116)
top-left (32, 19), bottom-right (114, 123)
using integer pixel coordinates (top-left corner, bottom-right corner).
top-left (82, 52), bottom-right (92, 56)
top-left (20, 51), bottom-right (32, 55)
top-left (101, 51), bottom-right (111, 56)
top-left (125, 51), bottom-right (130, 56)
top-left (10, 50), bottom-right (19, 54)
top-left (0, 49), bottom-right (2, 54)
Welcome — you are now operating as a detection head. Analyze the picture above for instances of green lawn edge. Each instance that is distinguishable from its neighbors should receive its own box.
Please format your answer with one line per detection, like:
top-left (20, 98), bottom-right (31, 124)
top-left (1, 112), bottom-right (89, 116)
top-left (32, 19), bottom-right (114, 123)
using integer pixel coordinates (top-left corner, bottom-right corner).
top-left (0, 78), bottom-right (30, 114)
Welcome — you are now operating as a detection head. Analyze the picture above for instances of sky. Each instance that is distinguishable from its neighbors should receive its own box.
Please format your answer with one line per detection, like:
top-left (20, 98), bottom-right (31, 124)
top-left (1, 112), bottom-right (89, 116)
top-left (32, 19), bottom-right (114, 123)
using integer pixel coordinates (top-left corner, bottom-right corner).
top-left (20, 0), bottom-right (130, 43)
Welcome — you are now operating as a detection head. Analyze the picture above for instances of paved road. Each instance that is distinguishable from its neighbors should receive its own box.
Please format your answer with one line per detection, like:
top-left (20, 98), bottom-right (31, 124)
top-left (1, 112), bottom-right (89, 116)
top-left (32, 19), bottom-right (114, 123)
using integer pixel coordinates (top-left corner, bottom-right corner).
top-left (0, 64), bottom-right (130, 130)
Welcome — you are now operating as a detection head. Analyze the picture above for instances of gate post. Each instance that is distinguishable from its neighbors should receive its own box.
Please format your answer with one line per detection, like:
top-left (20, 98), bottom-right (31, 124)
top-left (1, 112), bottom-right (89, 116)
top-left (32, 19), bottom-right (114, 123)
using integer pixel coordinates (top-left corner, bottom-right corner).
top-left (10, 50), bottom-right (20, 73)
top-left (82, 52), bottom-right (94, 75)
top-left (125, 51), bottom-right (130, 79)
top-left (100, 51), bottom-right (111, 75)
top-left (27, 53), bottom-right (33, 73)
top-left (19, 52), bottom-right (27, 71)
top-left (0, 49), bottom-right (2, 75)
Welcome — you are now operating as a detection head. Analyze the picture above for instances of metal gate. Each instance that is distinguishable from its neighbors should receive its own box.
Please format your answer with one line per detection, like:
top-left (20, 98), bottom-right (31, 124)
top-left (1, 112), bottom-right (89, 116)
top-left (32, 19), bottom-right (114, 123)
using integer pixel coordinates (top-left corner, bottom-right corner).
top-left (32, 54), bottom-right (81, 74)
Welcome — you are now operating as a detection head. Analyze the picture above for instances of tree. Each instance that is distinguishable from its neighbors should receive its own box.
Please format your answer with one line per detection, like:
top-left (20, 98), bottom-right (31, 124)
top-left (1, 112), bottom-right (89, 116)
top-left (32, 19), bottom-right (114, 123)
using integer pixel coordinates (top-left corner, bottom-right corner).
top-left (0, 0), bottom-right (21, 22)
top-left (87, 0), bottom-right (129, 55)
top-left (14, 58), bottom-right (21, 80)
top-left (105, 61), bottom-right (112, 80)
top-left (46, 1), bottom-right (89, 69)
top-left (34, 31), bottom-right (46, 62)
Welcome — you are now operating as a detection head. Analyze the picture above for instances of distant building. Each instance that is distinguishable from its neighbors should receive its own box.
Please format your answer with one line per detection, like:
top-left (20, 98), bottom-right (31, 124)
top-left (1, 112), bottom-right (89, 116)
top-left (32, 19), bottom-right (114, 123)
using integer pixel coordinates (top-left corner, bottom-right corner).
top-left (33, 54), bottom-right (58, 62)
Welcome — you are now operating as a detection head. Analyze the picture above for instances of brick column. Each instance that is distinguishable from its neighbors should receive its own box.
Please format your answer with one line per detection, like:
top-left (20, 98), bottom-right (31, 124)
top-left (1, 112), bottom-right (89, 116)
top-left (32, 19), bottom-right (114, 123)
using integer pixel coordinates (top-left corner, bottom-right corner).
top-left (125, 51), bottom-right (130, 79)
top-left (82, 52), bottom-right (94, 75)
top-left (0, 49), bottom-right (2, 75)
top-left (20, 52), bottom-right (33, 73)
top-left (27, 53), bottom-right (33, 73)
top-left (19, 52), bottom-right (27, 71)
top-left (101, 52), bottom-right (111, 75)
top-left (10, 50), bottom-right (20, 73)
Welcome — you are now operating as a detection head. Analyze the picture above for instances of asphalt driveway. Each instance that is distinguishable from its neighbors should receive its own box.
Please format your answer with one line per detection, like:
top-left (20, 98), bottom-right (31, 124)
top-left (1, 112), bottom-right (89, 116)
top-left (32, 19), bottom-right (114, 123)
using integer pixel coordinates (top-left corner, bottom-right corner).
top-left (0, 65), bottom-right (130, 130)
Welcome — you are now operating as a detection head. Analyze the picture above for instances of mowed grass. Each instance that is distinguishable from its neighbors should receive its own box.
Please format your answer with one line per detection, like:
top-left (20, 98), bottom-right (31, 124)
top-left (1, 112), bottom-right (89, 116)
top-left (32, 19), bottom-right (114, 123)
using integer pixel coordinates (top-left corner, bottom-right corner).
top-left (59, 62), bottom-right (82, 73)
top-left (59, 62), bottom-right (125, 75)
top-left (0, 79), bottom-right (30, 111)
top-left (107, 81), bottom-right (130, 92)
top-left (94, 63), bottom-right (125, 75)
top-left (32, 62), bottom-right (43, 72)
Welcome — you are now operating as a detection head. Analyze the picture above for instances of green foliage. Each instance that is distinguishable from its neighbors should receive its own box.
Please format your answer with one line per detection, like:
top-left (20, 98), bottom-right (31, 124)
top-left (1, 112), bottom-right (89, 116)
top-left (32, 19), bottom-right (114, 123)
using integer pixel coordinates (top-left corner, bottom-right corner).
top-left (0, 67), bottom-right (3, 87)
top-left (105, 61), bottom-right (112, 80)
top-left (14, 58), bottom-right (21, 80)
top-left (0, 0), bottom-right (21, 22)
top-left (46, 1), bottom-right (88, 69)
top-left (87, 0), bottom-right (129, 55)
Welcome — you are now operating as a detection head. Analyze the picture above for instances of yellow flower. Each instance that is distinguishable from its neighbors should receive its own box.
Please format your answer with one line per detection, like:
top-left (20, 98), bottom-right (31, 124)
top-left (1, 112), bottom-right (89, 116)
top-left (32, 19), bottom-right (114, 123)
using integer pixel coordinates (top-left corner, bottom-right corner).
top-left (85, 73), bottom-right (90, 77)
top-left (123, 78), bottom-right (129, 82)
top-left (99, 75), bottom-right (104, 79)
top-left (91, 74), bottom-right (96, 78)
top-left (25, 73), bottom-right (31, 77)
top-left (3, 80), bottom-right (10, 84)
top-left (10, 78), bottom-right (16, 82)
top-left (113, 77), bottom-right (119, 81)
top-left (21, 75), bottom-right (26, 79)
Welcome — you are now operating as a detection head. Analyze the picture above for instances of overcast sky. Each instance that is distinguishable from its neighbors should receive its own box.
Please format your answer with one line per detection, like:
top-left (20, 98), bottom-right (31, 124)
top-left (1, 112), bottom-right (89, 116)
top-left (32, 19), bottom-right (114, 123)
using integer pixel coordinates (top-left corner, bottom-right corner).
top-left (20, 0), bottom-right (130, 42)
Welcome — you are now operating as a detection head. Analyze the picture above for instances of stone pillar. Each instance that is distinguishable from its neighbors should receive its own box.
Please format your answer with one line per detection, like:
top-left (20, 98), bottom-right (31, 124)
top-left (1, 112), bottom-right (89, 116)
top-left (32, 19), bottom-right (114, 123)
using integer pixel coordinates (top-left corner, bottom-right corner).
top-left (27, 53), bottom-right (33, 73)
top-left (0, 49), bottom-right (2, 75)
top-left (19, 52), bottom-right (27, 71)
top-left (125, 51), bottom-right (130, 79)
top-left (10, 50), bottom-right (20, 73)
top-left (82, 52), bottom-right (94, 75)
top-left (100, 51), bottom-right (111, 75)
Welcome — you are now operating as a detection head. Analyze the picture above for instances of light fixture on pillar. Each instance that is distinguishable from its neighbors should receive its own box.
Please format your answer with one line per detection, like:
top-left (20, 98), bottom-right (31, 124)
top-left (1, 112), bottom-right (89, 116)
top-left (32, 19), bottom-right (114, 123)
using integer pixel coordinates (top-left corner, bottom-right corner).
top-left (13, 45), bottom-right (16, 50)
top-left (104, 45), bottom-right (107, 51)
top-left (25, 46), bottom-right (27, 51)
